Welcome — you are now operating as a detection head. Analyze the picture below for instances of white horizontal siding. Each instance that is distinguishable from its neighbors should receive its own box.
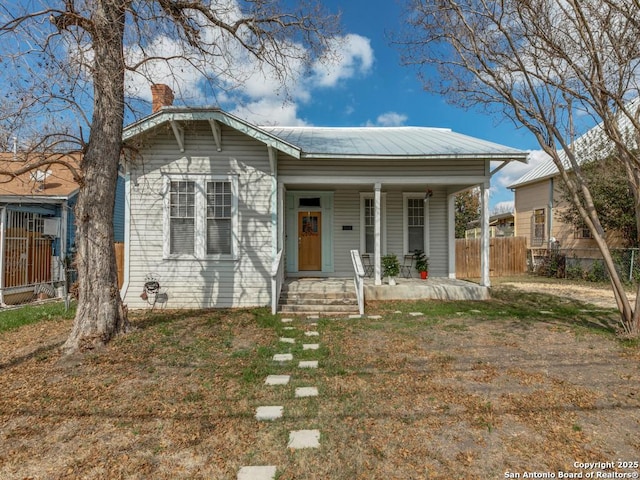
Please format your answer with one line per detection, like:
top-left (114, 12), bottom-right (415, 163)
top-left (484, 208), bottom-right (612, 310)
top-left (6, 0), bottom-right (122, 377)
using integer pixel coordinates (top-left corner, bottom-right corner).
top-left (279, 156), bottom-right (486, 177)
top-left (125, 123), bottom-right (274, 309)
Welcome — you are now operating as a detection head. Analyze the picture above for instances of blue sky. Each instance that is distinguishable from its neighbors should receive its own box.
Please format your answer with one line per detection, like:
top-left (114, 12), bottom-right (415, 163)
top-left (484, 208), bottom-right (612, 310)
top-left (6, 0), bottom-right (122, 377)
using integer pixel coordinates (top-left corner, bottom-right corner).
top-left (121, 0), bottom-right (546, 212)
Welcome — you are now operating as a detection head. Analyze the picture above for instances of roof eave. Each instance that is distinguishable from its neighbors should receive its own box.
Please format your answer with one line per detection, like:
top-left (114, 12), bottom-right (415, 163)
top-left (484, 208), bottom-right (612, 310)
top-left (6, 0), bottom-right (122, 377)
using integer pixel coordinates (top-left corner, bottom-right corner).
top-left (123, 108), bottom-right (302, 159)
top-left (300, 152), bottom-right (528, 161)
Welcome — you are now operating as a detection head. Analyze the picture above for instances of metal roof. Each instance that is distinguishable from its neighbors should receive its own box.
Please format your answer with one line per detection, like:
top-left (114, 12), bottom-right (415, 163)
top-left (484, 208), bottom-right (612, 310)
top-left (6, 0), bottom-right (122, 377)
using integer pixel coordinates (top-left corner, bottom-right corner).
top-left (123, 107), bottom-right (527, 161)
top-left (509, 98), bottom-right (639, 188)
top-left (261, 126), bottom-right (526, 159)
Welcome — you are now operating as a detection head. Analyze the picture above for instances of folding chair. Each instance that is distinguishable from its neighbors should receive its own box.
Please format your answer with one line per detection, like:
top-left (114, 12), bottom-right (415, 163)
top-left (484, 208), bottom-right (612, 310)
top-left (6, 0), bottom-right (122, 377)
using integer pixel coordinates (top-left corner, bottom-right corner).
top-left (400, 254), bottom-right (414, 278)
top-left (361, 253), bottom-right (374, 278)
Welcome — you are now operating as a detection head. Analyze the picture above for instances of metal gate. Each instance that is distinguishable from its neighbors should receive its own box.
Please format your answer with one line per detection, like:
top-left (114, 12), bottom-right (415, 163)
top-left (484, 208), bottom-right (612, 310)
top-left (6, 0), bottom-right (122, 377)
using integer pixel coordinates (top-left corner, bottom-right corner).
top-left (3, 211), bottom-right (52, 289)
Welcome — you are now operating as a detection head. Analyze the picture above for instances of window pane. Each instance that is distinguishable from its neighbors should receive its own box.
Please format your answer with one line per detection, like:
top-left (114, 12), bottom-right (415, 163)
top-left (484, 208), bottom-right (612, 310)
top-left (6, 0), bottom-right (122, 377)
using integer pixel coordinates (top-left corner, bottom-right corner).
top-left (207, 219), bottom-right (231, 254)
top-left (207, 181), bottom-right (232, 255)
top-left (408, 226), bottom-right (424, 252)
top-left (365, 226), bottom-right (374, 253)
top-left (170, 218), bottom-right (195, 255)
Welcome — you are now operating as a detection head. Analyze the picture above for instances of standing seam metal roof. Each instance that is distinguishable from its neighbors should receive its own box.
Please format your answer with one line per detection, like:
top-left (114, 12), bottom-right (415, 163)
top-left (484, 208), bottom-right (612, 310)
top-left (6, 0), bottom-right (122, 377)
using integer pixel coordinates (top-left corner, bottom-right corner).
top-left (260, 126), bottom-right (526, 158)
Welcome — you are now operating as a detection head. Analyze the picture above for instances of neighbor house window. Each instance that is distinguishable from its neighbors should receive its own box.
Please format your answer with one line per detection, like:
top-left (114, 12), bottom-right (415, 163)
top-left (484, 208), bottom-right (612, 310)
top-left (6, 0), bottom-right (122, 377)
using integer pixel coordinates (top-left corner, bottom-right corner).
top-left (575, 223), bottom-right (593, 239)
top-left (164, 175), bottom-right (237, 259)
top-left (533, 208), bottom-right (545, 244)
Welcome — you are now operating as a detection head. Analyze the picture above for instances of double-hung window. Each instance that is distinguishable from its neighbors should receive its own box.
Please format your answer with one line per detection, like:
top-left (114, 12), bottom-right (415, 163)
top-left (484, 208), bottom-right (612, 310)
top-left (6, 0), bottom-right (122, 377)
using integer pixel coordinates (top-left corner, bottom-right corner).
top-left (533, 208), bottom-right (546, 245)
top-left (164, 175), bottom-right (237, 259)
top-left (403, 193), bottom-right (428, 255)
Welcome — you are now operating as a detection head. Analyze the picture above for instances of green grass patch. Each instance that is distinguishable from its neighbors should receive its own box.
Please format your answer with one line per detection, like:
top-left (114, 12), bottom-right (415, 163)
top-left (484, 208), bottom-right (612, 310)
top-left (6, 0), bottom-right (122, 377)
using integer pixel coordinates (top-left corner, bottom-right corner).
top-left (0, 301), bottom-right (75, 333)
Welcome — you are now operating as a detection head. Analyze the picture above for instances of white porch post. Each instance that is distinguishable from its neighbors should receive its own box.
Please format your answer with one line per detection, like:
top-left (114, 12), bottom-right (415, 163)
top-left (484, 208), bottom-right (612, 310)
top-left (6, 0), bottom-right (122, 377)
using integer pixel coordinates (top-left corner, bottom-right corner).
top-left (447, 193), bottom-right (456, 279)
top-left (374, 182), bottom-right (382, 285)
top-left (480, 183), bottom-right (491, 287)
top-left (277, 182), bottom-right (285, 251)
top-left (0, 207), bottom-right (5, 305)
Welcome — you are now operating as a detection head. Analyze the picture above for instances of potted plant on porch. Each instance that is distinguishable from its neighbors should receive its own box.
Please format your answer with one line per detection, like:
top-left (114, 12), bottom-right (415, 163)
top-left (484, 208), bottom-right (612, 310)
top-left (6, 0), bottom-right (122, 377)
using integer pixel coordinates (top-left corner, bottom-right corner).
top-left (414, 249), bottom-right (429, 279)
top-left (382, 254), bottom-right (400, 285)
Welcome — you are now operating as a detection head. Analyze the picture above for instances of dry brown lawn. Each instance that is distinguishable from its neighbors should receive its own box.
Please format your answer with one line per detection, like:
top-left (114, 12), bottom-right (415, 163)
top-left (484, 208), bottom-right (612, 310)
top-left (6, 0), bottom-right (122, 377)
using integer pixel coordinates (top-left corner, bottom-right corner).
top-left (0, 283), bottom-right (639, 479)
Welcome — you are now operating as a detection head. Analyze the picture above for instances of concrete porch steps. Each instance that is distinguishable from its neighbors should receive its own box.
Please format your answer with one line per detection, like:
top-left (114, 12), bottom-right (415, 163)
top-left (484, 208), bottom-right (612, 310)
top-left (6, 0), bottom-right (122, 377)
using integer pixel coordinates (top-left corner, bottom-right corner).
top-left (278, 278), bottom-right (359, 315)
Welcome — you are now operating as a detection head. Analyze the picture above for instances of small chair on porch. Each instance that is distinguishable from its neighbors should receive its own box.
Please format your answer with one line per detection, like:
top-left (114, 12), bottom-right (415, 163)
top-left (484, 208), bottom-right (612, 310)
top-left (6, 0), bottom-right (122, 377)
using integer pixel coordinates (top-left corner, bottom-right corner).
top-left (400, 254), bottom-right (414, 278)
top-left (361, 253), bottom-right (374, 278)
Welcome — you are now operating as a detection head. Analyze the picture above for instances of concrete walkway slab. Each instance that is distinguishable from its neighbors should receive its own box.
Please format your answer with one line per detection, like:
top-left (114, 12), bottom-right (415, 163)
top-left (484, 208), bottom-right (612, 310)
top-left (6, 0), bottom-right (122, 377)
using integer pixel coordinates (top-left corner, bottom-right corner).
top-left (265, 375), bottom-right (290, 385)
top-left (288, 429), bottom-right (320, 449)
top-left (409, 312), bottom-right (424, 317)
top-left (302, 344), bottom-right (319, 350)
top-left (237, 465), bottom-right (277, 480)
top-left (368, 315), bottom-right (382, 319)
top-left (283, 326), bottom-right (294, 331)
top-left (298, 360), bottom-right (318, 369)
top-left (273, 353), bottom-right (293, 362)
top-left (279, 337), bottom-right (295, 343)
top-left (281, 318), bottom-right (293, 323)
top-left (255, 406), bottom-right (283, 421)
top-left (304, 331), bottom-right (319, 337)
top-left (348, 314), bottom-right (361, 319)
top-left (307, 315), bottom-right (320, 320)
top-left (295, 387), bottom-right (319, 398)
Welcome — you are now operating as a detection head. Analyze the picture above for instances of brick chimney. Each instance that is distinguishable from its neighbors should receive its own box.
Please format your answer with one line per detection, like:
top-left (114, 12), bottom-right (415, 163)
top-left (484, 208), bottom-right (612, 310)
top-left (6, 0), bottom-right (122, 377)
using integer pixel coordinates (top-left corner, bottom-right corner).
top-left (151, 84), bottom-right (174, 113)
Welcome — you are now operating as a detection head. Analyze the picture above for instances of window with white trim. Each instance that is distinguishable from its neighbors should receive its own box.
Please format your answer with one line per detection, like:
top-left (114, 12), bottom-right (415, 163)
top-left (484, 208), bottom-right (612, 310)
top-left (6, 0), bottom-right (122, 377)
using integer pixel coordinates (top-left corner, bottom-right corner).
top-left (533, 208), bottom-right (545, 245)
top-left (407, 198), bottom-right (424, 252)
top-left (169, 181), bottom-right (195, 255)
top-left (164, 175), bottom-right (237, 259)
top-left (403, 193), bottom-right (428, 255)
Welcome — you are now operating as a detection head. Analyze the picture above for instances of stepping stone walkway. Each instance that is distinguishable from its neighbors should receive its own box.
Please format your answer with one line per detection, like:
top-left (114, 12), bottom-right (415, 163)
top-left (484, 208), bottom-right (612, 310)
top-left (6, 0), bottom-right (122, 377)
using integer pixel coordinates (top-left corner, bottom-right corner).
top-left (237, 466), bottom-right (276, 480)
top-left (255, 406), bottom-right (283, 421)
top-left (265, 375), bottom-right (290, 385)
top-left (288, 429), bottom-right (321, 449)
top-left (295, 387), bottom-right (318, 398)
top-left (298, 360), bottom-right (318, 369)
top-left (240, 316), bottom-right (323, 478)
top-left (273, 353), bottom-right (293, 362)
top-left (409, 312), bottom-right (424, 317)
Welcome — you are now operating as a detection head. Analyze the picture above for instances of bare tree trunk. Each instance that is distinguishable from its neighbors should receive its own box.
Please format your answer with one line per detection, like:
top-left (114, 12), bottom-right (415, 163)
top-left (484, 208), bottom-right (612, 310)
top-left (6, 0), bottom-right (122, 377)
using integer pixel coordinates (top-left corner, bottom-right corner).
top-left (62, 0), bottom-right (128, 354)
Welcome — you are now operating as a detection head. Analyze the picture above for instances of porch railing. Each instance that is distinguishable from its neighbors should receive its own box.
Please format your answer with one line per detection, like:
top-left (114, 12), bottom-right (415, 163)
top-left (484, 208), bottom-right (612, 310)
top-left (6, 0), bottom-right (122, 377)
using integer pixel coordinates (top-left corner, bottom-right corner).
top-left (350, 249), bottom-right (365, 315)
top-left (271, 249), bottom-right (284, 315)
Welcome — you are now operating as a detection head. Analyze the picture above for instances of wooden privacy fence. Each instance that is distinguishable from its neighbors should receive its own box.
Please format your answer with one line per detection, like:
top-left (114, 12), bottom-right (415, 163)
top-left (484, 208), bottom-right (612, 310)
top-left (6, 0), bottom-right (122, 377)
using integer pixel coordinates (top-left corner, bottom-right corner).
top-left (456, 236), bottom-right (527, 278)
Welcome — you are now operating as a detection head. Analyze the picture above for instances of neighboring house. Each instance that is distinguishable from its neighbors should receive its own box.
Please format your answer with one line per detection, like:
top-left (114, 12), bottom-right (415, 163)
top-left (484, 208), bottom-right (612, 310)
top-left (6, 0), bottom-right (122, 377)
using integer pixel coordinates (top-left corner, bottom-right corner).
top-left (465, 211), bottom-right (515, 239)
top-left (120, 85), bottom-right (527, 310)
top-left (0, 154), bottom-right (125, 305)
top-left (509, 105), bottom-right (635, 258)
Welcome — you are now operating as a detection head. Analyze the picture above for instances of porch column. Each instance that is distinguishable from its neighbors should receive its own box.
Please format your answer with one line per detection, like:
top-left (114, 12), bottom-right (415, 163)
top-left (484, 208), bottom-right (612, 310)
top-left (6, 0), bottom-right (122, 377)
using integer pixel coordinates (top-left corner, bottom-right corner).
top-left (277, 182), bottom-right (285, 251)
top-left (374, 182), bottom-right (382, 285)
top-left (480, 182), bottom-right (491, 287)
top-left (447, 193), bottom-right (456, 279)
top-left (0, 207), bottom-right (5, 305)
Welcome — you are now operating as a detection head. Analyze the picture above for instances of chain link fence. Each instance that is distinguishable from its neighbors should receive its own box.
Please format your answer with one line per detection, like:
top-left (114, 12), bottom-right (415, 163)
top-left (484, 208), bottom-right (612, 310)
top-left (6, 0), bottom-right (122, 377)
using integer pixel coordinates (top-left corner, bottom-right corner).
top-left (531, 246), bottom-right (640, 283)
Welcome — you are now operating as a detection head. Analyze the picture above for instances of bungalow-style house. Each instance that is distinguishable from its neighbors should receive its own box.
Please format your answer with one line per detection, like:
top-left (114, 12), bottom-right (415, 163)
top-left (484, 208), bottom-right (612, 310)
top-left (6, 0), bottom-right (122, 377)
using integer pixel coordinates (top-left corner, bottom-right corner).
top-left (0, 153), bottom-right (125, 305)
top-left (508, 104), bottom-right (635, 265)
top-left (120, 85), bottom-right (527, 311)
top-left (464, 211), bottom-right (515, 239)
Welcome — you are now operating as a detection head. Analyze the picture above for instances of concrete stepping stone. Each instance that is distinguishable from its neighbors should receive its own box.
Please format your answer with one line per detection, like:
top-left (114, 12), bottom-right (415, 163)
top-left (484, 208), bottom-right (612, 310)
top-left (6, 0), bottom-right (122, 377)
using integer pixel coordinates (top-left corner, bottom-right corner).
top-left (283, 326), bottom-right (294, 331)
top-left (273, 353), bottom-right (293, 362)
top-left (409, 312), bottom-right (424, 317)
top-left (281, 318), bottom-right (293, 323)
top-left (237, 465), bottom-right (276, 480)
top-left (309, 322), bottom-right (318, 327)
top-left (394, 310), bottom-right (402, 314)
top-left (265, 375), bottom-right (290, 385)
top-left (539, 310), bottom-right (553, 315)
top-left (288, 429), bottom-right (320, 449)
top-left (279, 337), bottom-right (295, 344)
top-left (348, 314), bottom-right (361, 319)
top-left (303, 344), bottom-right (319, 351)
top-left (368, 315), bottom-right (382, 319)
top-left (298, 360), bottom-right (318, 369)
top-left (304, 331), bottom-right (319, 337)
top-left (307, 315), bottom-right (320, 320)
top-left (255, 406), bottom-right (283, 421)
top-left (295, 387), bottom-right (319, 398)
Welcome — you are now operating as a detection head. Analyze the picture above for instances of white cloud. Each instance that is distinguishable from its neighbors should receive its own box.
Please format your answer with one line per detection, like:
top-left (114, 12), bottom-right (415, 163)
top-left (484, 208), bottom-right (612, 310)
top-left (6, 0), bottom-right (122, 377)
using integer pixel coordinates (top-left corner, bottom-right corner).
top-left (367, 112), bottom-right (408, 127)
top-left (492, 149), bottom-right (550, 189)
top-left (311, 34), bottom-right (374, 88)
top-left (123, 0), bottom-right (375, 126)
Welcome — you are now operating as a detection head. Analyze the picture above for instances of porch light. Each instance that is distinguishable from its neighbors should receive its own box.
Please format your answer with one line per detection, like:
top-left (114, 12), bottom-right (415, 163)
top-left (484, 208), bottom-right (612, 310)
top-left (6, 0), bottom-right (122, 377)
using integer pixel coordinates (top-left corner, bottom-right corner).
top-left (424, 189), bottom-right (433, 199)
